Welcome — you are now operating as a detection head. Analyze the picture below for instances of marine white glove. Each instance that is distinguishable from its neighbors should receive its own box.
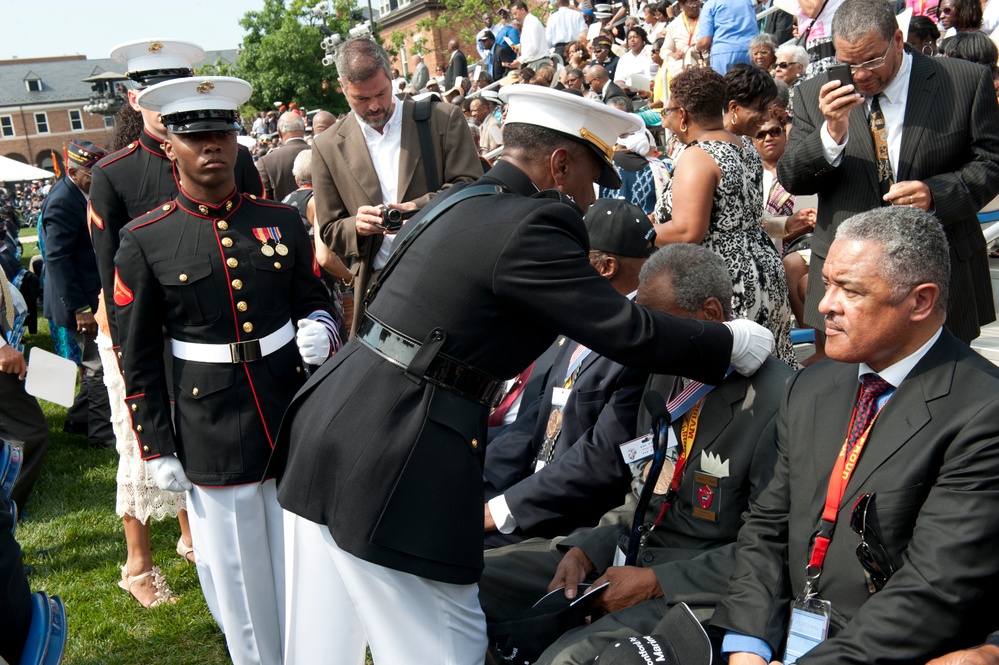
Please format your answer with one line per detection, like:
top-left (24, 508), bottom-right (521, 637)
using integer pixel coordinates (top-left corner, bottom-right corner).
top-left (147, 455), bottom-right (193, 493)
top-left (296, 318), bottom-right (332, 365)
top-left (724, 319), bottom-right (774, 376)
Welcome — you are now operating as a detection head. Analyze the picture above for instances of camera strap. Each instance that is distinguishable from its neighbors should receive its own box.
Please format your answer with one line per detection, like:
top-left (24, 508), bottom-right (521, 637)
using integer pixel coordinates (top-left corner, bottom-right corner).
top-left (414, 98), bottom-right (441, 193)
top-left (364, 184), bottom-right (501, 308)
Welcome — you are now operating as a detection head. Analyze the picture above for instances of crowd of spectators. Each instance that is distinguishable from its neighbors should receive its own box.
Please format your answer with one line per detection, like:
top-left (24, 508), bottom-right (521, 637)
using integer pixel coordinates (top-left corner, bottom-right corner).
top-left (6, 0), bottom-right (999, 662)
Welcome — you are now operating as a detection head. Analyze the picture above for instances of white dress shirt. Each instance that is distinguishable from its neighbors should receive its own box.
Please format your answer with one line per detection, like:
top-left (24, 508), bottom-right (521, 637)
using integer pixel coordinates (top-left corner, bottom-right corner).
top-left (546, 6), bottom-right (587, 47)
top-left (356, 97), bottom-right (405, 270)
top-left (519, 12), bottom-right (551, 62)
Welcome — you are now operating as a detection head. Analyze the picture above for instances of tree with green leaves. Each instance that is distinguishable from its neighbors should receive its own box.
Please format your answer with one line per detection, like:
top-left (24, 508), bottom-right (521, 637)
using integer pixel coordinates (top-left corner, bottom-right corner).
top-left (198, 0), bottom-right (369, 116)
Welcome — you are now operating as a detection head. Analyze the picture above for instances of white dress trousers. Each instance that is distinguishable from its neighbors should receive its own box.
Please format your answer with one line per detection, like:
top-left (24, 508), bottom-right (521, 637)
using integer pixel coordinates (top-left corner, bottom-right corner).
top-left (283, 510), bottom-right (488, 665)
top-left (187, 478), bottom-right (285, 665)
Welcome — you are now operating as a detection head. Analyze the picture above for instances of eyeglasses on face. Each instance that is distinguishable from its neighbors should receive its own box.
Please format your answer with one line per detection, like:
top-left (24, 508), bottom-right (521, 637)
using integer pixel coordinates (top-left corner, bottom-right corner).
top-left (754, 126), bottom-right (784, 140)
top-left (775, 61), bottom-right (800, 70)
top-left (850, 493), bottom-right (897, 593)
top-left (661, 106), bottom-right (681, 118)
top-left (839, 41), bottom-right (894, 73)
top-left (939, 6), bottom-right (954, 15)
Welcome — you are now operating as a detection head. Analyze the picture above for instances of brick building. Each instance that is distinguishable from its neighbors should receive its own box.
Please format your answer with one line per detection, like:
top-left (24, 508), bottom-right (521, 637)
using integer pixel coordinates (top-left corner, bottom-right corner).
top-left (0, 51), bottom-right (236, 174)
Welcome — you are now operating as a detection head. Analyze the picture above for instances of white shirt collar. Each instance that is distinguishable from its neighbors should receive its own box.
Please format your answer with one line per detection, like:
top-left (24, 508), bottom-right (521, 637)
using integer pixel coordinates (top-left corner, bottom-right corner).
top-left (858, 326), bottom-right (942, 388)
top-left (877, 50), bottom-right (912, 106)
top-left (355, 94), bottom-right (403, 140)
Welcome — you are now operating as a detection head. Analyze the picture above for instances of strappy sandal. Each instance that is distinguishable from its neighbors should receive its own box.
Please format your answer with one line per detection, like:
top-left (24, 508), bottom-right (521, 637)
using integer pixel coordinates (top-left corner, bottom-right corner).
top-left (176, 537), bottom-right (196, 564)
top-left (118, 565), bottom-right (176, 608)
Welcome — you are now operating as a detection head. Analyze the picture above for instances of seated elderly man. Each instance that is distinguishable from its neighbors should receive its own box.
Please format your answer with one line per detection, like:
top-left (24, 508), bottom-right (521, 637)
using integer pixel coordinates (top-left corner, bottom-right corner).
top-left (481, 242), bottom-right (792, 664)
top-left (484, 199), bottom-right (658, 549)
top-left (713, 207), bottom-right (999, 664)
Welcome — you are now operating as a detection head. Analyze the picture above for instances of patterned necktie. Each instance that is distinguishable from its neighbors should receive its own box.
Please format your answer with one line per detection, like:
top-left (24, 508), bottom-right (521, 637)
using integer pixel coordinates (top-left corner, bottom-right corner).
top-left (847, 374), bottom-right (893, 451)
top-left (869, 94), bottom-right (894, 200)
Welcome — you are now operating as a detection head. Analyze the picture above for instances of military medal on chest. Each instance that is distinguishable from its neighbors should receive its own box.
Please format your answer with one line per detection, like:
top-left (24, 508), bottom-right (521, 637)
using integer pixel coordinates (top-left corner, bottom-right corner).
top-left (252, 226), bottom-right (288, 256)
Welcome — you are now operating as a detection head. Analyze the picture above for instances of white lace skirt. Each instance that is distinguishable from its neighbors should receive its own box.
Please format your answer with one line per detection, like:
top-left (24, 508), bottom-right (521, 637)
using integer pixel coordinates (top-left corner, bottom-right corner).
top-left (97, 334), bottom-right (185, 522)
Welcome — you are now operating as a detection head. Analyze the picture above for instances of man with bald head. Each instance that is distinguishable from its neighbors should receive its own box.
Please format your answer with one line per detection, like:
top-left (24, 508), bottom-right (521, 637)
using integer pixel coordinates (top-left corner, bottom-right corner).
top-left (445, 38), bottom-right (468, 90)
top-left (310, 110), bottom-right (336, 138)
top-left (257, 110), bottom-right (310, 200)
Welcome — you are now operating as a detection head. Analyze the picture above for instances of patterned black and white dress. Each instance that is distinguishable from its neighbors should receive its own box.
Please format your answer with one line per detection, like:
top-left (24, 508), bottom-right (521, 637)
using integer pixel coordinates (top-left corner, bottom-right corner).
top-left (655, 138), bottom-right (796, 365)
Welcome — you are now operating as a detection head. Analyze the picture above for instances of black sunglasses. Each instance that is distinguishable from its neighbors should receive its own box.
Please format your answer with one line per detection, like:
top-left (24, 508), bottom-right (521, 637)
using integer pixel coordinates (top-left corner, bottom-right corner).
top-left (754, 127), bottom-right (784, 140)
top-left (850, 493), bottom-right (897, 592)
top-left (775, 61), bottom-right (798, 70)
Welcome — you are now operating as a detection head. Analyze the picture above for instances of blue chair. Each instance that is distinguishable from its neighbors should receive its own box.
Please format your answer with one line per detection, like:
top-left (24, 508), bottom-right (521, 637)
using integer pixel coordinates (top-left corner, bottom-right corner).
top-left (790, 328), bottom-right (816, 345)
top-left (18, 592), bottom-right (67, 665)
top-left (0, 442), bottom-right (23, 500)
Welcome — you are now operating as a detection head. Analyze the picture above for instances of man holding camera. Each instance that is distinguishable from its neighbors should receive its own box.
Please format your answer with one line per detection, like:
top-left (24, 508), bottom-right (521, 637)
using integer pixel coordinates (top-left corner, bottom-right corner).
top-left (312, 38), bottom-right (481, 336)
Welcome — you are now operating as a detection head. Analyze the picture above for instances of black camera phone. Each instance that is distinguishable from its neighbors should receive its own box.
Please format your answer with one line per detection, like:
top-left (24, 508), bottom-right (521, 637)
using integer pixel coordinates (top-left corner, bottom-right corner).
top-left (827, 63), bottom-right (853, 88)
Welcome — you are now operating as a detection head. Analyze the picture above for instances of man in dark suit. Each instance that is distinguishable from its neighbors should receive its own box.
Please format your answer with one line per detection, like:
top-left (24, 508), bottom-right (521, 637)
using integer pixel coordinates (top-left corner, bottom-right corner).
top-left (483, 199), bottom-right (657, 548)
top-left (271, 86), bottom-right (775, 663)
top-left (313, 38), bottom-right (482, 337)
top-left (257, 111), bottom-right (310, 201)
top-left (41, 139), bottom-right (112, 448)
top-left (778, 0), bottom-right (999, 343)
top-left (586, 64), bottom-right (626, 103)
top-left (445, 39), bottom-right (469, 90)
top-left (712, 206), bottom-right (999, 665)
top-left (480, 243), bottom-right (792, 665)
top-left (479, 30), bottom-right (517, 82)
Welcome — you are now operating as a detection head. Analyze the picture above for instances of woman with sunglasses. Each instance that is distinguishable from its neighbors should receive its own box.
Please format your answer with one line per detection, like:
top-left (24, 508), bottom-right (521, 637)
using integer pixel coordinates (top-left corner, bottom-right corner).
top-left (938, 0), bottom-right (984, 34)
top-left (653, 66), bottom-right (796, 365)
top-left (753, 114), bottom-right (817, 328)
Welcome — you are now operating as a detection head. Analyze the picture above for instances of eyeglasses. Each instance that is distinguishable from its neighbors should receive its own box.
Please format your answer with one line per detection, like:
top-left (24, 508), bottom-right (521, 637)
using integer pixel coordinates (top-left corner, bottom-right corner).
top-left (754, 126), bottom-right (784, 140)
top-left (850, 493), bottom-right (896, 593)
top-left (661, 106), bottom-right (681, 117)
top-left (939, 6), bottom-right (954, 14)
top-left (774, 61), bottom-right (800, 70)
top-left (840, 41), bottom-right (894, 73)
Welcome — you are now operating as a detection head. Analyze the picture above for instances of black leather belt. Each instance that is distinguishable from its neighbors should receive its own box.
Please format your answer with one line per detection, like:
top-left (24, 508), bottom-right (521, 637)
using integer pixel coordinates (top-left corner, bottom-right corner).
top-left (357, 315), bottom-right (502, 406)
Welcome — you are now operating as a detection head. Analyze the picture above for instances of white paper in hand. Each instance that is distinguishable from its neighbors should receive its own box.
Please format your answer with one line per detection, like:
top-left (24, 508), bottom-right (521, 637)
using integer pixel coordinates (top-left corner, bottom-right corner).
top-left (25, 347), bottom-right (77, 407)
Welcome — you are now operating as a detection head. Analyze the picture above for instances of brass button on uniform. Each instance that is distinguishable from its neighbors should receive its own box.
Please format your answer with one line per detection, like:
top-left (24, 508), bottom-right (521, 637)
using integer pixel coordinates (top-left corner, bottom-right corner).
top-left (243, 322), bottom-right (254, 333)
top-left (198, 204), bottom-right (209, 215)
top-left (179, 273), bottom-right (188, 282)
top-left (232, 279), bottom-right (243, 290)
top-left (295, 366), bottom-right (302, 373)
top-left (274, 262), bottom-right (282, 269)
top-left (222, 237), bottom-right (233, 248)
top-left (131, 404), bottom-right (137, 412)
top-left (217, 220), bottom-right (228, 230)
top-left (227, 258), bottom-right (238, 268)
top-left (237, 301), bottom-right (248, 312)
top-left (136, 425), bottom-right (143, 432)
top-left (143, 446), bottom-right (149, 453)
top-left (471, 438), bottom-right (479, 449)
top-left (117, 351), bottom-right (123, 359)
top-left (192, 387), bottom-right (199, 396)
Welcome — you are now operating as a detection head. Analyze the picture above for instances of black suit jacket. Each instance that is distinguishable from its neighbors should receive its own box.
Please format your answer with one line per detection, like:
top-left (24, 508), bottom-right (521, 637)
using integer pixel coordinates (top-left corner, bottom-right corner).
top-left (445, 49), bottom-right (468, 89)
top-left (40, 176), bottom-right (99, 329)
top-left (484, 338), bottom-right (649, 541)
top-left (778, 52), bottom-right (999, 342)
top-left (602, 81), bottom-right (627, 102)
top-left (271, 160), bottom-right (734, 585)
top-left (258, 137), bottom-right (310, 201)
top-left (565, 357), bottom-right (791, 609)
top-left (711, 330), bottom-right (999, 663)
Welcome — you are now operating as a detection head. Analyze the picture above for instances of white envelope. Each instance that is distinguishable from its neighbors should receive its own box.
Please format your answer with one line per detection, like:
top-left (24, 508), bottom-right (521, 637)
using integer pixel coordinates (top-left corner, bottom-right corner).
top-left (25, 347), bottom-right (77, 408)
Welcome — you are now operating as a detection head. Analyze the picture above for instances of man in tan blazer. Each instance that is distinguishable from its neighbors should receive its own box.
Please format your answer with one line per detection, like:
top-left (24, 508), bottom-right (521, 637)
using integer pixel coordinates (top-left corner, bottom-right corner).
top-left (312, 38), bottom-right (482, 336)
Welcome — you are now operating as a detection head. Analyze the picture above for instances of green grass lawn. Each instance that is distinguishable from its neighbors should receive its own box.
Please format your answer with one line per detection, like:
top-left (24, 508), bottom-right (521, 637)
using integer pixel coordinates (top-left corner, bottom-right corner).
top-left (15, 325), bottom-right (231, 664)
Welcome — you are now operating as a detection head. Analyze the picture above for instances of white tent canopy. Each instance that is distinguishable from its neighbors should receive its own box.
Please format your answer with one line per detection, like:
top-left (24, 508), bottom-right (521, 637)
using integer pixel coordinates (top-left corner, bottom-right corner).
top-left (0, 155), bottom-right (55, 183)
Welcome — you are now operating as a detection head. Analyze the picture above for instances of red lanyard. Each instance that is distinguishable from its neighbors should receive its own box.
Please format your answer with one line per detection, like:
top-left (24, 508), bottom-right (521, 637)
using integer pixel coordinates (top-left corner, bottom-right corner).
top-left (806, 404), bottom-right (884, 575)
top-left (650, 398), bottom-right (703, 528)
